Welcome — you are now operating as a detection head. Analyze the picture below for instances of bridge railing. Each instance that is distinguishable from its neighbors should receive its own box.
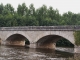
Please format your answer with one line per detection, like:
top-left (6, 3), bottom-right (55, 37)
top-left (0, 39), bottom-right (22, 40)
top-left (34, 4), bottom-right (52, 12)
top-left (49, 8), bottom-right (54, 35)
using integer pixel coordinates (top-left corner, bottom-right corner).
top-left (0, 26), bottom-right (80, 31)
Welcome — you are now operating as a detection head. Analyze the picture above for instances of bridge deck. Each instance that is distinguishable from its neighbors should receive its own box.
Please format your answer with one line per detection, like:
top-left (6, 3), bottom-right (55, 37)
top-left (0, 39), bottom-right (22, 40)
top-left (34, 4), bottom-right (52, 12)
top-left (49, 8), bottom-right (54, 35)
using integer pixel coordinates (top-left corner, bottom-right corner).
top-left (0, 26), bottom-right (80, 31)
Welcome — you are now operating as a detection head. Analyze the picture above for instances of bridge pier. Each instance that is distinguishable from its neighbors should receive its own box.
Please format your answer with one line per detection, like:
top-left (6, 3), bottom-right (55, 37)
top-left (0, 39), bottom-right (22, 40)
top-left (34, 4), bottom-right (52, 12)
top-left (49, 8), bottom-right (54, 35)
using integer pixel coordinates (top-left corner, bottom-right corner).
top-left (29, 42), bottom-right (56, 49)
top-left (36, 42), bottom-right (56, 49)
top-left (29, 43), bottom-right (36, 48)
top-left (6, 40), bottom-right (25, 46)
top-left (74, 46), bottom-right (80, 53)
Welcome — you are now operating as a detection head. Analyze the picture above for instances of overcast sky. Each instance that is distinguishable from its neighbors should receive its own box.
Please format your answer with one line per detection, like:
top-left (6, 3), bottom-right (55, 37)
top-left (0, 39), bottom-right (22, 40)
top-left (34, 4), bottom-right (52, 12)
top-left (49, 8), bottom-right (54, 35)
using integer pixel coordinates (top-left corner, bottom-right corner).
top-left (0, 0), bottom-right (80, 14)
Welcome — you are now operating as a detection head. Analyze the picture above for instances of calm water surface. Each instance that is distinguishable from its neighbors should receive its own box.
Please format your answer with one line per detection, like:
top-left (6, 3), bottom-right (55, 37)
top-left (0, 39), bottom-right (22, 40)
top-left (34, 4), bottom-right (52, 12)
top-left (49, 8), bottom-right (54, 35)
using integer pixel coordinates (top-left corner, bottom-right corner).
top-left (0, 45), bottom-right (75, 60)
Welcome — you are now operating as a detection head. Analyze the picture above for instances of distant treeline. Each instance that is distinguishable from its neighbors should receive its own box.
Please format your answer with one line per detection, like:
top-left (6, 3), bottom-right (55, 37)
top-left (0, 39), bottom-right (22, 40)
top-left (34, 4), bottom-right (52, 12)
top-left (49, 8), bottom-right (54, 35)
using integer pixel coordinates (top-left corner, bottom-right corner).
top-left (0, 3), bottom-right (80, 27)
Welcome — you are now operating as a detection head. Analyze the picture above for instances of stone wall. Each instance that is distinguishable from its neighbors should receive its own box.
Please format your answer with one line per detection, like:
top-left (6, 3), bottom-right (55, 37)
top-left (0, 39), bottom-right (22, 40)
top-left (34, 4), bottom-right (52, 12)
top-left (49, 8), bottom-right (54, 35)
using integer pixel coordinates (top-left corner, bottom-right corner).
top-left (0, 26), bottom-right (80, 31)
top-left (6, 40), bottom-right (25, 46)
top-left (36, 43), bottom-right (56, 49)
top-left (0, 40), bottom-right (1, 44)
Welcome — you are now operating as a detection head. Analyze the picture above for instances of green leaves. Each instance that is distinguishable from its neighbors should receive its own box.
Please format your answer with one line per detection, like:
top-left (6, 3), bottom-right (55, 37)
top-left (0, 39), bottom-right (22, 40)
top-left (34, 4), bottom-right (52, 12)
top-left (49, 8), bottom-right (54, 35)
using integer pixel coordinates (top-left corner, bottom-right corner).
top-left (25, 16), bottom-right (39, 26)
top-left (74, 31), bottom-right (80, 46)
top-left (17, 3), bottom-right (28, 16)
top-left (0, 3), bottom-right (80, 27)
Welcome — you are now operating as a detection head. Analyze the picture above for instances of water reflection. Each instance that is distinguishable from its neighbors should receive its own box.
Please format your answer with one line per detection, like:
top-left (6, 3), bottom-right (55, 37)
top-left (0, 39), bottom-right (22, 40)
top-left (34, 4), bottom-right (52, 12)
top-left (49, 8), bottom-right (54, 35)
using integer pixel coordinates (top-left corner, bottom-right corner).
top-left (0, 45), bottom-right (75, 60)
top-left (36, 48), bottom-right (74, 58)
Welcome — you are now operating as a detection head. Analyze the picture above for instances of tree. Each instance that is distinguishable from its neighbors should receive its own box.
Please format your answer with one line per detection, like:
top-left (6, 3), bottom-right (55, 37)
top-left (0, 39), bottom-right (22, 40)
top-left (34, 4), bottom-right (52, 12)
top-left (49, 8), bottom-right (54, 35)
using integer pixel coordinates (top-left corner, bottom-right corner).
top-left (17, 3), bottom-right (28, 16)
top-left (36, 5), bottom-right (48, 25)
top-left (25, 16), bottom-right (39, 26)
top-left (62, 11), bottom-right (73, 25)
top-left (0, 3), bottom-right (4, 14)
top-left (28, 4), bottom-right (35, 16)
top-left (3, 4), bottom-right (14, 15)
top-left (0, 15), bottom-right (5, 27)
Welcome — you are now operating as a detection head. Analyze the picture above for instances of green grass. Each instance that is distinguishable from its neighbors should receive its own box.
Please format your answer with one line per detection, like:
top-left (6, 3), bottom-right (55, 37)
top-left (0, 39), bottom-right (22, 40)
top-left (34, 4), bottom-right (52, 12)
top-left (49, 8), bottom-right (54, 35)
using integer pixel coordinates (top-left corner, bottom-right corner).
top-left (74, 31), bottom-right (80, 46)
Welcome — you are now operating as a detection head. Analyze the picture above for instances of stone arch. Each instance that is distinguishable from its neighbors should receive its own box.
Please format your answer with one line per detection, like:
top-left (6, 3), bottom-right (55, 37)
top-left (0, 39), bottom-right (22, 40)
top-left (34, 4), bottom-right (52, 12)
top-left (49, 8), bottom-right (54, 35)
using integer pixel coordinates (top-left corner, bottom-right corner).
top-left (36, 34), bottom-right (74, 49)
top-left (35, 31), bottom-right (75, 45)
top-left (6, 33), bottom-right (30, 46)
top-left (5, 32), bottom-right (30, 41)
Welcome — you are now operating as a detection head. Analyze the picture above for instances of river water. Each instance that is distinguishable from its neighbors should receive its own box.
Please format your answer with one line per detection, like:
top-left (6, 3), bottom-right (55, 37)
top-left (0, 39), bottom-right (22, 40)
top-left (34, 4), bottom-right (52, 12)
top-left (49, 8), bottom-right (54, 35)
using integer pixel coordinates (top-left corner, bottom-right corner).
top-left (0, 45), bottom-right (77, 60)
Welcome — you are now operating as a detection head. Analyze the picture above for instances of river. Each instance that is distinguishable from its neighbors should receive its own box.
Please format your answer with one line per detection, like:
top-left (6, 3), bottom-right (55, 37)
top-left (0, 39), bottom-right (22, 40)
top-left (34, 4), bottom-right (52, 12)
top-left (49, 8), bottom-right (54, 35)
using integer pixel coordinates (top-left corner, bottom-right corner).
top-left (0, 45), bottom-right (78, 60)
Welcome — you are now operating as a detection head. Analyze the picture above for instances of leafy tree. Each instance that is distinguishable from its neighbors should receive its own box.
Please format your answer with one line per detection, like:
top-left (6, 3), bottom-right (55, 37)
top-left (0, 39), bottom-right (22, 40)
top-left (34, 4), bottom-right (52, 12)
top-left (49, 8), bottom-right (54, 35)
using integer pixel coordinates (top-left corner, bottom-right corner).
top-left (25, 16), bottom-right (39, 26)
top-left (3, 4), bottom-right (14, 15)
top-left (0, 15), bottom-right (5, 26)
top-left (36, 5), bottom-right (48, 25)
top-left (28, 4), bottom-right (35, 16)
top-left (0, 3), bottom-right (4, 14)
top-left (17, 3), bottom-right (28, 16)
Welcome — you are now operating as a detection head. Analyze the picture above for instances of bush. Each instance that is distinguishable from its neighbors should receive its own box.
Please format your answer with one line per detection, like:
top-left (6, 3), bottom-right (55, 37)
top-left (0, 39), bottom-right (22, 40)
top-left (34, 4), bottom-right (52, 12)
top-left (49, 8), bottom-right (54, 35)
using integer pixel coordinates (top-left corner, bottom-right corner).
top-left (74, 31), bottom-right (80, 46)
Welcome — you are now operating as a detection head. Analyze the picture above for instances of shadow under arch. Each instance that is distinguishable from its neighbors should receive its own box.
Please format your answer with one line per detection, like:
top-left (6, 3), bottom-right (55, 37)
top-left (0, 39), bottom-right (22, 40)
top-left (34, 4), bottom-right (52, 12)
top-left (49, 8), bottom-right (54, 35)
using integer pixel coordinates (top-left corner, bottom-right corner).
top-left (0, 38), bottom-right (1, 45)
top-left (36, 35), bottom-right (74, 49)
top-left (6, 34), bottom-right (30, 46)
top-left (56, 38), bottom-right (74, 47)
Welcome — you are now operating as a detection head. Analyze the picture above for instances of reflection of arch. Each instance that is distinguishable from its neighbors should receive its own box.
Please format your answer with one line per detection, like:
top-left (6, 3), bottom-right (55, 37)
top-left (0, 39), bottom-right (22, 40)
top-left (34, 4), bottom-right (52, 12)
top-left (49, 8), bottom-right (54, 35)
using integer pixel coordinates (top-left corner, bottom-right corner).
top-left (6, 33), bottom-right (30, 46)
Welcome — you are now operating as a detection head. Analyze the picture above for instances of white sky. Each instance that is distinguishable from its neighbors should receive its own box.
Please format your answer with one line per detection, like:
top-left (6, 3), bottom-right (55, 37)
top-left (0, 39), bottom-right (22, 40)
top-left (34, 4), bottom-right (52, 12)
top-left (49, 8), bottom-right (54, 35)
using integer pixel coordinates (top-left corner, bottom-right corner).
top-left (0, 0), bottom-right (80, 14)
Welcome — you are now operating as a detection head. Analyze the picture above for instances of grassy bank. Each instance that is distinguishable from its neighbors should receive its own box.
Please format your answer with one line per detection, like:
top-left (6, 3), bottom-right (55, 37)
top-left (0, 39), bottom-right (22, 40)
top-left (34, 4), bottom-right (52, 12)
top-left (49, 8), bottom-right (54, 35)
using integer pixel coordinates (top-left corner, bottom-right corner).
top-left (74, 31), bottom-right (80, 46)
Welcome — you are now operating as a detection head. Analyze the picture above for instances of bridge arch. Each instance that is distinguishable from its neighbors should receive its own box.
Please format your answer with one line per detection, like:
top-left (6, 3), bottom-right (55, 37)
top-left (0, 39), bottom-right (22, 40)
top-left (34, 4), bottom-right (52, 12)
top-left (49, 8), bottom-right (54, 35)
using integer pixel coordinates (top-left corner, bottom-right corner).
top-left (35, 31), bottom-right (75, 45)
top-left (6, 33), bottom-right (30, 46)
top-left (35, 31), bottom-right (75, 49)
top-left (36, 34), bottom-right (74, 49)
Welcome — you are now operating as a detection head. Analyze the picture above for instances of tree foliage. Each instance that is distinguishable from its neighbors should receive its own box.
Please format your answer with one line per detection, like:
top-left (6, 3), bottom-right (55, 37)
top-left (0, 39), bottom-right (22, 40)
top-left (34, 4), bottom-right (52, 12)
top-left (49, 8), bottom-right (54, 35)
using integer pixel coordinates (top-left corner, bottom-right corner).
top-left (74, 31), bottom-right (80, 46)
top-left (0, 3), bottom-right (80, 27)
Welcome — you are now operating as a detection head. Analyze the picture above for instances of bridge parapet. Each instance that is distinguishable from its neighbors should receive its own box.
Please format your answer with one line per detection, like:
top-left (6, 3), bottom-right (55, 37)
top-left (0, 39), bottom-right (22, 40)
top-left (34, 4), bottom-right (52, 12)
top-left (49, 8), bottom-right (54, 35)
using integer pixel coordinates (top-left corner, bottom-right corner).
top-left (0, 25), bottom-right (80, 31)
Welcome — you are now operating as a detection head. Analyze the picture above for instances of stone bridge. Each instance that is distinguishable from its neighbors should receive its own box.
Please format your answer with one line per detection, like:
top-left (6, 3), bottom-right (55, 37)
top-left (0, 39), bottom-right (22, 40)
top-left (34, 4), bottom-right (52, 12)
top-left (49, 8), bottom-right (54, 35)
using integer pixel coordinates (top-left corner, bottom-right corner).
top-left (0, 26), bottom-right (80, 53)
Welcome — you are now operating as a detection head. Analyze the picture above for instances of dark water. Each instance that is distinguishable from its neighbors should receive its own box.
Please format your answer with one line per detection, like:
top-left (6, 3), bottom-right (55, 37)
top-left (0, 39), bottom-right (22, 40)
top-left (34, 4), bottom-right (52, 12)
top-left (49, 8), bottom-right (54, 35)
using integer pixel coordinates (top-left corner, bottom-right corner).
top-left (0, 45), bottom-right (74, 60)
